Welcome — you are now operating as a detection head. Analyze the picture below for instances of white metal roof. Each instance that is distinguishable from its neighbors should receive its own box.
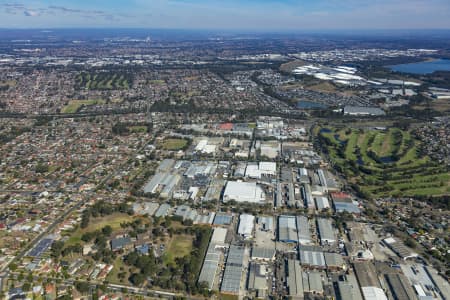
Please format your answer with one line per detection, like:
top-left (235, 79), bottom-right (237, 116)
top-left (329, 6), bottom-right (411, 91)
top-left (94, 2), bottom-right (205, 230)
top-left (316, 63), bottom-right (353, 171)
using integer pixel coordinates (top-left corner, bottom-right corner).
top-left (238, 214), bottom-right (255, 237)
top-left (361, 287), bottom-right (388, 300)
top-left (211, 227), bottom-right (228, 244)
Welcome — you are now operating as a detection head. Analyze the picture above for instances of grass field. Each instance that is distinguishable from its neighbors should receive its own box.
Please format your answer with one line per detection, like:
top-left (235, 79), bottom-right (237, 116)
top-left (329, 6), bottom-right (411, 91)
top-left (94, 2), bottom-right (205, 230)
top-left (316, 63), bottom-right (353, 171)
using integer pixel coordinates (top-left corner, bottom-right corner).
top-left (76, 72), bottom-right (132, 90)
top-left (128, 125), bottom-right (148, 133)
top-left (318, 126), bottom-right (450, 198)
top-left (148, 79), bottom-right (166, 85)
top-left (106, 256), bottom-right (130, 284)
top-left (65, 213), bottom-right (134, 246)
top-left (159, 138), bottom-right (189, 151)
top-left (61, 99), bottom-right (106, 113)
top-left (163, 234), bottom-right (194, 265)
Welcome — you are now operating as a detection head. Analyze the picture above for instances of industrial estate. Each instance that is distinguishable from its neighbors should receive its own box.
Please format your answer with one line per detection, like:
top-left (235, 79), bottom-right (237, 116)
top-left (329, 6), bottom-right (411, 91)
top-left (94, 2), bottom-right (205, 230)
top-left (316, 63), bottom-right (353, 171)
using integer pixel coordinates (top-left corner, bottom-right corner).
top-left (0, 28), bottom-right (449, 300)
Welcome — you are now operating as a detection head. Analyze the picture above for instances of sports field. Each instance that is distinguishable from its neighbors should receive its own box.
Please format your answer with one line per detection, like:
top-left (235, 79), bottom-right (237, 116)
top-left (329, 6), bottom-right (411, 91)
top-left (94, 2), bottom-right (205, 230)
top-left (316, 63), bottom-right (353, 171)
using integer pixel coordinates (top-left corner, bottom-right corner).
top-left (158, 138), bottom-right (189, 151)
top-left (317, 126), bottom-right (450, 198)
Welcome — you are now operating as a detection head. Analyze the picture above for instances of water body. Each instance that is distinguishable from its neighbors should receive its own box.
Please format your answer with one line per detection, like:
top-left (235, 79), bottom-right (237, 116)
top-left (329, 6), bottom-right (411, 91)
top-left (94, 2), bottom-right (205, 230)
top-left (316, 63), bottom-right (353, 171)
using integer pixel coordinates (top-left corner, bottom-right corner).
top-left (389, 59), bottom-right (450, 75)
top-left (297, 101), bottom-right (327, 109)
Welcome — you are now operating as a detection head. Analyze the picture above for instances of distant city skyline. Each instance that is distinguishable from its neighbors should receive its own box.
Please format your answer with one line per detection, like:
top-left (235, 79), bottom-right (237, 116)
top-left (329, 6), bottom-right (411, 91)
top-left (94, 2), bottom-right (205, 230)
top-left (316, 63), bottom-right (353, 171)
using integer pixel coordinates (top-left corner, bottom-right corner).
top-left (0, 0), bottom-right (450, 30)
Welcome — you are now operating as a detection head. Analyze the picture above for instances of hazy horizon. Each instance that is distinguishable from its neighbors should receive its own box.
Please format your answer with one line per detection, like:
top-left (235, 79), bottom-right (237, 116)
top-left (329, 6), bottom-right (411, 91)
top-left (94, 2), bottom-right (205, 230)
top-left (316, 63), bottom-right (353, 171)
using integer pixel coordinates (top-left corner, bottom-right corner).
top-left (1, 0), bottom-right (450, 30)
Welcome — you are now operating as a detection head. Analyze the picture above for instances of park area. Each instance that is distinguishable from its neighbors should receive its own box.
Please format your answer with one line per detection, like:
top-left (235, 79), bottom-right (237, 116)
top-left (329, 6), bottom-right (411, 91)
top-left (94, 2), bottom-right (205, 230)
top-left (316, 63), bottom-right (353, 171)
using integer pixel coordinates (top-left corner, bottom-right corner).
top-left (61, 99), bottom-right (105, 113)
top-left (158, 138), bottom-right (189, 151)
top-left (64, 213), bottom-right (135, 246)
top-left (163, 234), bottom-right (194, 265)
top-left (317, 126), bottom-right (450, 198)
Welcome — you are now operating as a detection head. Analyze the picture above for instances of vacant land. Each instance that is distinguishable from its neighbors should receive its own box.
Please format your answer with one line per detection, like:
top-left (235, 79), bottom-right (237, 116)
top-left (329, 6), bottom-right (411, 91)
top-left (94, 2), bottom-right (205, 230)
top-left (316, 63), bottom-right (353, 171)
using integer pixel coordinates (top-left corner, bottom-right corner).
top-left (163, 234), bottom-right (194, 265)
top-left (61, 99), bottom-right (106, 113)
top-left (317, 126), bottom-right (450, 198)
top-left (76, 72), bottom-right (132, 90)
top-left (107, 256), bottom-right (131, 285)
top-left (158, 138), bottom-right (189, 151)
top-left (65, 213), bottom-right (134, 246)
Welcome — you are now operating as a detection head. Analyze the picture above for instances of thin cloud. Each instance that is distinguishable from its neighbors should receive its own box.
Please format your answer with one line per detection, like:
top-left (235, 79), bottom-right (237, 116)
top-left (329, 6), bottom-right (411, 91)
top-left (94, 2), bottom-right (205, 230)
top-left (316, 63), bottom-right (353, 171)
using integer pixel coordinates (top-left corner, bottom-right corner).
top-left (1, 2), bottom-right (122, 21)
top-left (23, 10), bottom-right (39, 17)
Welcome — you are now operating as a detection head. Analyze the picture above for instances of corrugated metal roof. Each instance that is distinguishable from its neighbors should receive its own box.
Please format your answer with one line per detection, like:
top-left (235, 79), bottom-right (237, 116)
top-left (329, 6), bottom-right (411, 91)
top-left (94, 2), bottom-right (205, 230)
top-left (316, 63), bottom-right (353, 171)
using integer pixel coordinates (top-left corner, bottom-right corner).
top-left (279, 215), bottom-right (297, 243)
top-left (317, 218), bottom-right (336, 245)
top-left (251, 247), bottom-right (275, 261)
top-left (211, 227), bottom-right (228, 244)
top-left (238, 214), bottom-right (255, 237)
top-left (287, 259), bottom-right (304, 297)
top-left (154, 203), bottom-right (171, 217)
top-left (221, 245), bottom-right (245, 294)
top-left (299, 249), bottom-right (326, 267)
top-left (324, 252), bottom-right (345, 268)
top-left (296, 216), bottom-right (311, 244)
top-left (198, 243), bottom-right (221, 290)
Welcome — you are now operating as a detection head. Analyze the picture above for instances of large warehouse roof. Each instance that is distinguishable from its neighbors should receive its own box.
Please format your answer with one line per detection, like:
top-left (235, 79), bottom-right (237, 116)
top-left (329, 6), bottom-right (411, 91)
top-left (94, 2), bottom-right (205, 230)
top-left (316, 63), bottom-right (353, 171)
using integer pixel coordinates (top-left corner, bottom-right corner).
top-left (245, 162), bottom-right (277, 179)
top-left (198, 243), bottom-right (221, 290)
top-left (211, 227), bottom-right (228, 244)
top-left (278, 215), bottom-right (298, 243)
top-left (251, 247), bottom-right (276, 261)
top-left (361, 287), bottom-right (388, 300)
top-left (344, 106), bottom-right (386, 116)
top-left (383, 237), bottom-right (418, 260)
top-left (296, 216), bottom-right (312, 244)
top-left (299, 248), bottom-right (326, 268)
top-left (221, 245), bottom-right (245, 294)
top-left (317, 218), bottom-right (336, 245)
top-left (213, 213), bottom-right (233, 225)
top-left (223, 181), bottom-right (265, 203)
top-left (324, 252), bottom-right (345, 268)
top-left (238, 214), bottom-right (255, 238)
top-left (287, 260), bottom-right (304, 298)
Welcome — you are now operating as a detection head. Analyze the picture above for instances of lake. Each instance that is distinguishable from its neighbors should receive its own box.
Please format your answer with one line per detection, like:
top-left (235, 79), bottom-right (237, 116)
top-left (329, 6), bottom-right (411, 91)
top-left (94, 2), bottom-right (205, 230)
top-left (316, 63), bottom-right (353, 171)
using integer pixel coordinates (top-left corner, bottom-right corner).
top-left (389, 59), bottom-right (450, 75)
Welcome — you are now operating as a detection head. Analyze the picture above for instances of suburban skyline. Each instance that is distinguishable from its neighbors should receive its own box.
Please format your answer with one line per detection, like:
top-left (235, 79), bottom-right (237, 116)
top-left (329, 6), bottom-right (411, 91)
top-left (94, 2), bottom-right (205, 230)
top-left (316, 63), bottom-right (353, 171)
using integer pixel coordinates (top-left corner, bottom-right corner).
top-left (1, 0), bottom-right (450, 30)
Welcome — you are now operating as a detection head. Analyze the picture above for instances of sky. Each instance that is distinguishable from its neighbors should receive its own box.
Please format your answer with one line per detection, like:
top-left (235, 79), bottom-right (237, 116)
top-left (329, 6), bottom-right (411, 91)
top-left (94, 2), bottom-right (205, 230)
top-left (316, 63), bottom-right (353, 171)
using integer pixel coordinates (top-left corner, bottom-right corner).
top-left (0, 0), bottom-right (450, 30)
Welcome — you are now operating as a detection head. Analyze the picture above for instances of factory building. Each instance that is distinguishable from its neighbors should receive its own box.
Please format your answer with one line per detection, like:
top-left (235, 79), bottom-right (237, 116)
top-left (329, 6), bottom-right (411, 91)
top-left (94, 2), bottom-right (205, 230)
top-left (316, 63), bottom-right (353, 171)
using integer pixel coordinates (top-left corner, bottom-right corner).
top-left (302, 271), bottom-right (324, 294)
top-left (296, 216), bottom-right (312, 245)
top-left (383, 237), bottom-right (418, 260)
top-left (245, 162), bottom-right (277, 179)
top-left (278, 215), bottom-right (298, 243)
top-left (343, 106), bottom-right (386, 116)
top-left (251, 247), bottom-right (276, 262)
top-left (223, 181), bottom-right (266, 204)
top-left (317, 218), bottom-right (337, 245)
top-left (221, 245), bottom-right (245, 294)
top-left (302, 184), bottom-right (315, 211)
top-left (315, 196), bottom-right (330, 210)
top-left (286, 259), bottom-right (304, 300)
top-left (299, 246), bottom-right (326, 269)
top-left (247, 262), bottom-right (269, 298)
top-left (143, 172), bottom-right (181, 198)
top-left (238, 214), bottom-right (255, 239)
top-left (154, 203), bottom-right (171, 218)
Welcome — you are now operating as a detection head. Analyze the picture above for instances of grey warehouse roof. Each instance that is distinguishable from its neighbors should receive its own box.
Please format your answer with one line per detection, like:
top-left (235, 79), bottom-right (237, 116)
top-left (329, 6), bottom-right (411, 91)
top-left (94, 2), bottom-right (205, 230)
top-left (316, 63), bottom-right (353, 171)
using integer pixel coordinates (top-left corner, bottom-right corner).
top-left (278, 215), bottom-right (298, 243)
top-left (221, 245), bottom-right (245, 294)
